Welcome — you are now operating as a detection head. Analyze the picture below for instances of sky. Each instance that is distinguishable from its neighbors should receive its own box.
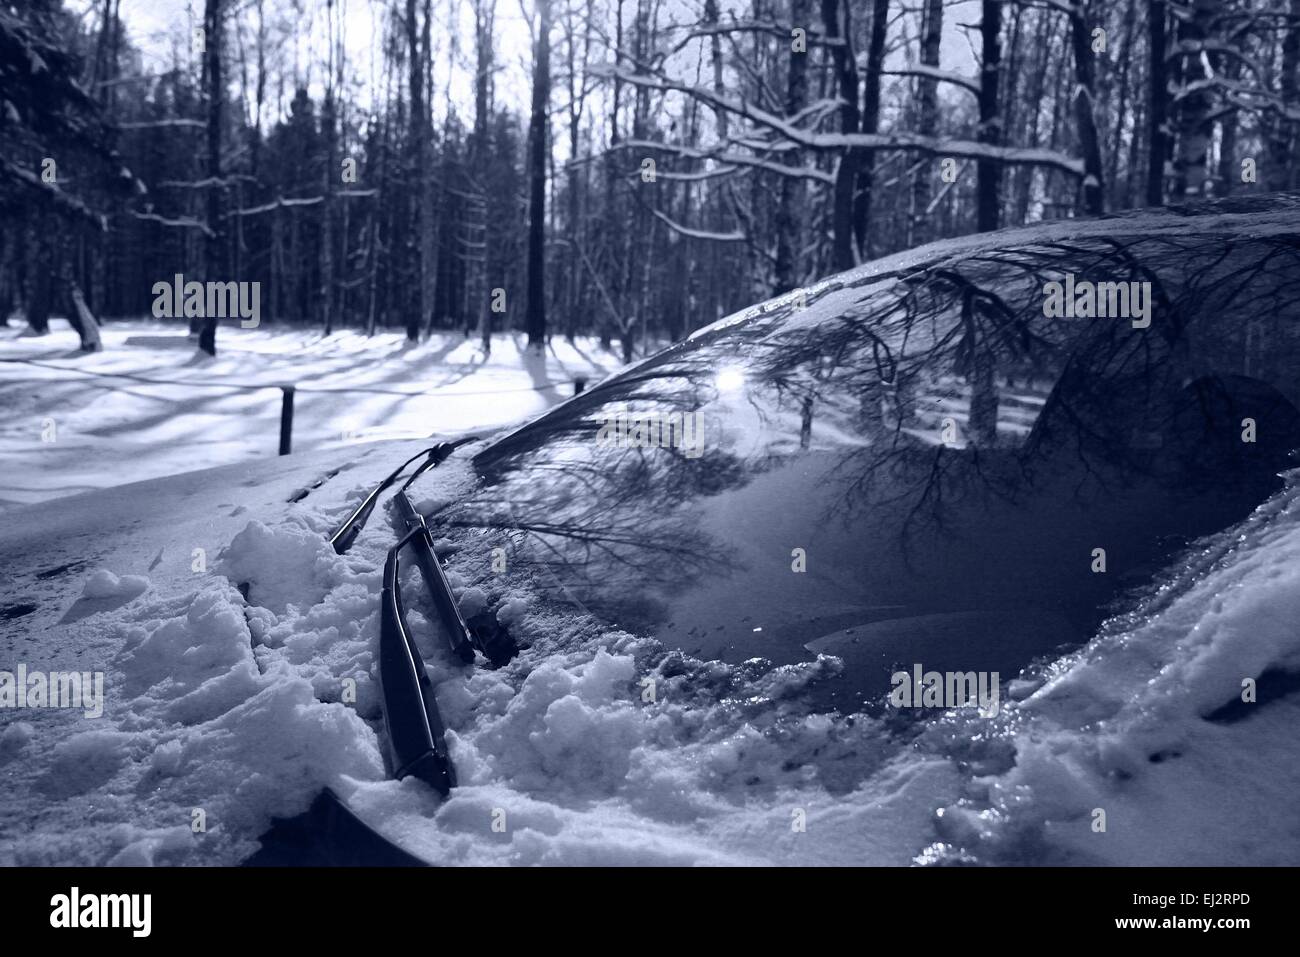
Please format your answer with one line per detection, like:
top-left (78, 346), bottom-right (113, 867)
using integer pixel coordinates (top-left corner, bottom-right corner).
top-left (71, 0), bottom-right (981, 142)
top-left (76, 0), bottom-right (537, 119)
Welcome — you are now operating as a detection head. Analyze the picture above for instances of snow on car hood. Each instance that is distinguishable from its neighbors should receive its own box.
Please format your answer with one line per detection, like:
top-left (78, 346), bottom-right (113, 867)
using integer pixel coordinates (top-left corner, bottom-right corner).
top-left (3, 435), bottom-right (1299, 865)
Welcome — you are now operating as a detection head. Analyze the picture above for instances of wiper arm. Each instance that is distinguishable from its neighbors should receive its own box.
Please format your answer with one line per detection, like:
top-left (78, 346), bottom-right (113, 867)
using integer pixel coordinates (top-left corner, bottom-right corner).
top-left (390, 489), bottom-right (518, 667)
top-left (329, 437), bottom-right (475, 554)
top-left (329, 446), bottom-right (440, 554)
top-left (378, 525), bottom-right (456, 795)
top-left (392, 490), bottom-right (477, 664)
top-left (328, 435), bottom-right (502, 798)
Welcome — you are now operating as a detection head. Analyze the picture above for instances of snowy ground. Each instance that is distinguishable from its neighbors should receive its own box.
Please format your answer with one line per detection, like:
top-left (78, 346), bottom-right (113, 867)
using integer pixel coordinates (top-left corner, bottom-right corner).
top-left (2, 418), bottom-right (1298, 864)
top-left (0, 318), bottom-right (624, 511)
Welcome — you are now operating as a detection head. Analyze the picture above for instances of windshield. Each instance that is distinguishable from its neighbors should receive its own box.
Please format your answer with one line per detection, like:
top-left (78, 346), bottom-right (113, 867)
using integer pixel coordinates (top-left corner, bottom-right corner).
top-left (452, 228), bottom-right (1300, 712)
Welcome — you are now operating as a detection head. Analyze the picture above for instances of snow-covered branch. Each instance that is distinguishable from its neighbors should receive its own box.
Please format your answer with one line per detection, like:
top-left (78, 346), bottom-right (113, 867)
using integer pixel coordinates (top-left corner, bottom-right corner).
top-left (616, 139), bottom-right (835, 185)
top-left (1168, 40), bottom-right (1268, 85)
top-left (117, 118), bottom-right (206, 130)
top-left (881, 65), bottom-right (981, 97)
top-left (650, 208), bottom-right (748, 243)
top-left (128, 210), bottom-right (214, 237)
top-left (228, 195), bottom-right (325, 217)
top-left (608, 70), bottom-right (1085, 178)
top-left (157, 175), bottom-right (254, 189)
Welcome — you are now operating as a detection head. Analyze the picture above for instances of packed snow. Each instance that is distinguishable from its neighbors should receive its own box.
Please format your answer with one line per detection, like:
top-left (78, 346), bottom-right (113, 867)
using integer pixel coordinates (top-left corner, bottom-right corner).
top-left (0, 318), bottom-right (624, 512)
top-left (2, 412), bottom-right (1298, 864)
top-left (81, 569), bottom-right (149, 601)
top-left (921, 478), bottom-right (1300, 866)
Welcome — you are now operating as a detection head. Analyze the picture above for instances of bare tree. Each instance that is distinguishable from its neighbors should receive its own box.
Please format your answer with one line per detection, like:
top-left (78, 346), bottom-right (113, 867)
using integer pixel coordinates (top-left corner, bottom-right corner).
top-left (1146, 0), bottom-right (1168, 205)
top-left (978, 0), bottom-right (1003, 232)
top-left (1069, 0), bottom-right (1105, 214)
top-left (320, 0), bottom-right (338, 336)
top-left (911, 0), bottom-right (943, 246)
top-left (1268, 0), bottom-right (1300, 191)
top-left (200, 0), bottom-right (224, 356)
top-left (525, 0), bottom-right (552, 348)
top-left (403, 0), bottom-right (428, 341)
top-left (470, 0), bottom-right (495, 352)
top-left (821, 0), bottom-right (859, 269)
top-left (419, 0), bottom-right (435, 337)
top-left (1171, 0), bottom-right (1217, 199)
top-left (21, 0), bottom-right (1300, 367)
top-left (773, 0), bottom-right (810, 293)
top-left (560, 0), bottom-right (593, 340)
top-left (858, 0), bottom-right (890, 256)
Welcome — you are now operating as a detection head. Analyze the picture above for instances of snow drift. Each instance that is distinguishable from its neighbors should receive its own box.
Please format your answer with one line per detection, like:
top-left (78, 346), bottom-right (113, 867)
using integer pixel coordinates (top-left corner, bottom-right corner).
top-left (2, 433), bottom-right (1297, 866)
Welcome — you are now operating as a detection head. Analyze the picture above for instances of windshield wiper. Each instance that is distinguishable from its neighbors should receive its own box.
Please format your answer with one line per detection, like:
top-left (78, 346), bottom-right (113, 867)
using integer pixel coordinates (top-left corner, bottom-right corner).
top-left (327, 436), bottom-right (513, 797)
top-left (379, 524), bottom-right (456, 795)
top-left (392, 490), bottom-right (476, 664)
top-left (392, 489), bottom-right (518, 668)
top-left (329, 438), bottom-right (474, 554)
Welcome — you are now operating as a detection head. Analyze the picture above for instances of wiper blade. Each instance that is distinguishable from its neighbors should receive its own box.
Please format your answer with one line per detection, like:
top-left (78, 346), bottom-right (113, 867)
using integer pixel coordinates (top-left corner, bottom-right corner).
top-left (390, 489), bottom-right (518, 667)
top-left (330, 435), bottom-right (496, 798)
top-left (392, 490), bottom-right (477, 664)
top-left (378, 525), bottom-right (456, 795)
top-left (329, 437), bottom-right (475, 554)
top-left (329, 447), bottom-right (439, 554)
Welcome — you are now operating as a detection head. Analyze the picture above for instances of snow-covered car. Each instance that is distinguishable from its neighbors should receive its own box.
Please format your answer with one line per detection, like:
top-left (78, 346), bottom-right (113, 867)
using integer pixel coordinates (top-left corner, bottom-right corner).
top-left (5, 194), bottom-right (1300, 866)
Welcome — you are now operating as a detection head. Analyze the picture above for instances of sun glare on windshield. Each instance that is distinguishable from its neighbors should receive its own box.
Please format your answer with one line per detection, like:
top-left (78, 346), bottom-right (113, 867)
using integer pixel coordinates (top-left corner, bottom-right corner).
top-left (715, 367), bottom-right (746, 395)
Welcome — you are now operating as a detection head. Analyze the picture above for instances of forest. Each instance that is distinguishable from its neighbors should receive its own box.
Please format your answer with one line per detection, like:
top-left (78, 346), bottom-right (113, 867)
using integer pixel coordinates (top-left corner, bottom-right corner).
top-left (2, 0), bottom-right (1299, 359)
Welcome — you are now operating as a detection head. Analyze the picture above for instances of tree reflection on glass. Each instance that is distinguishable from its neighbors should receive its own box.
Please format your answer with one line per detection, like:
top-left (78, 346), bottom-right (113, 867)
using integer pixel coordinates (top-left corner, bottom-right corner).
top-left (449, 224), bottom-right (1300, 704)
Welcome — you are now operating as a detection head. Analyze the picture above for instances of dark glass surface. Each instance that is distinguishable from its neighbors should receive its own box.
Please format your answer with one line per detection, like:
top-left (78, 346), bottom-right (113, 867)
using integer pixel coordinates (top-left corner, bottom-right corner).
top-left (450, 220), bottom-right (1300, 711)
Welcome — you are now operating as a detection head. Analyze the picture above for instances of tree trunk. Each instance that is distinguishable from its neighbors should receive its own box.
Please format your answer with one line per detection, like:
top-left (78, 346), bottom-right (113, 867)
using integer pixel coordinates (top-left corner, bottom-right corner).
top-left (597, 0), bottom-right (625, 354)
top-left (704, 0), bottom-right (728, 144)
top-left (1268, 0), bottom-right (1300, 191)
top-left (969, 350), bottom-right (998, 445)
top-left (856, 0), bottom-right (889, 257)
top-left (1111, 0), bottom-right (1138, 207)
top-left (525, 0), bottom-right (551, 349)
top-left (403, 0), bottom-right (424, 342)
top-left (418, 0), bottom-right (436, 338)
top-left (270, 205), bottom-right (282, 328)
top-left (0, 231), bottom-right (14, 324)
top-left (321, 92), bottom-right (336, 336)
top-left (1217, 57), bottom-right (1240, 195)
top-left (563, 2), bottom-right (589, 342)
top-left (1146, 0), bottom-right (1168, 205)
top-left (821, 0), bottom-right (859, 270)
top-left (251, 0), bottom-right (265, 178)
top-left (65, 273), bottom-right (103, 352)
top-left (911, 0), bottom-right (942, 246)
top-left (564, 162), bottom-right (580, 343)
top-left (471, 0), bottom-right (494, 352)
top-left (965, 292), bottom-right (998, 446)
top-left (26, 233), bottom-right (53, 336)
top-left (199, 0), bottom-right (224, 356)
top-left (773, 0), bottom-right (810, 293)
top-left (1069, 2), bottom-right (1105, 215)
top-left (977, 0), bottom-right (1002, 233)
top-left (1015, 12), bottom-right (1054, 224)
top-left (1171, 0), bottom-right (1216, 199)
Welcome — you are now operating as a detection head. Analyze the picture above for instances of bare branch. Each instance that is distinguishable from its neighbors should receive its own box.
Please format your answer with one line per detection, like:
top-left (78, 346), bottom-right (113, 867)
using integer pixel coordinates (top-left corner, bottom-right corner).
top-left (607, 69), bottom-right (1086, 177)
top-left (881, 65), bottom-right (981, 97)
top-left (117, 118), bottom-right (206, 130)
top-left (128, 210), bottom-right (214, 237)
top-left (651, 208), bottom-right (747, 243)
